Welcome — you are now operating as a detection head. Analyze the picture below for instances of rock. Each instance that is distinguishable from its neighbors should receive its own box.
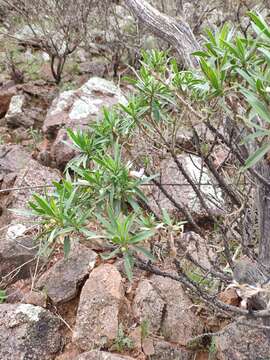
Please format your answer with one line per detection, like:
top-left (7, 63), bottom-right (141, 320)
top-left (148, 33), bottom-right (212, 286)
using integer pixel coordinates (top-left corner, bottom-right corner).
top-left (0, 81), bottom-right (17, 118)
top-left (80, 61), bottom-right (107, 77)
top-left (5, 281), bottom-right (26, 304)
top-left (0, 144), bottom-right (31, 182)
top-left (0, 158), bottom-right (60, 283)
top-left (133, 275), bottom-right (203, 346)
top-left (6, 158), bottom-right (60, 223)
top-left (55, 347), bottom-right (80, 360)
top-left (150, 339), bottom-right (193, 360)
top-left (153, 275), bottom-right (203, 344)
top-left (75, 351), bottom-right (135, 360)
top-left (0, 303), bottom-right (62, 360)
top-left (37, 244), bottom-right (97, 304)
top-left (43, 77), bottom-right (127, 169)
top-left (178, 231), bottom-right (216, 269)
top-left (128, 326), bottom-right (142, 352)
top-left (50, 127), bottom-right (80, 170)
top-left (5, 94), bottom-right (34, 128)
top-left (218, 288), bottom-right (240, 307)
top-left (0, 126), bottom-right (12, 143)
top-left (0, 225), bottom-right (37, 284)
top-left (215, 320), bottom-right (270, 360)
top-left (4, 81), bottom-right (55, 130)
top-left (133, 279), bottom-right (166, 334)
top-left (43, 77), bottom-right (127, 134)
top-left (142, 338), bottom-right (155, 356)
top-left (146, 154), bottom-right (223, 219)
top-left (23, 290), bottom-right (47, 307)
top-left (73, 264), bottom-right (124, 350)
top-left (14, 24), bottom-right (44, 43)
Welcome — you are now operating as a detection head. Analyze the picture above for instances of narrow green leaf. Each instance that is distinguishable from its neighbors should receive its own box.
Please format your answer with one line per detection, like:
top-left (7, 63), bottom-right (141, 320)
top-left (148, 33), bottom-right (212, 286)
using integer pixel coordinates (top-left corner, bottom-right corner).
top-left (133, 245), bottom-right (156, 261)
top-left (63, 236), bottom-right (71, 259)
top-left (129, 230), bottom-right (155, 244)
top-left (242, 130), bottom-right (270, 143)
top-left (124, 254), bottom-right (134, 282)
top-left (242, 142), bottom-right (270, 171)
top-left (192, 51), bottom-right (210, 58)
top-left (101, 247), bottom-right (120, 260)
top-left (241, 88), bottom-right (270, 124)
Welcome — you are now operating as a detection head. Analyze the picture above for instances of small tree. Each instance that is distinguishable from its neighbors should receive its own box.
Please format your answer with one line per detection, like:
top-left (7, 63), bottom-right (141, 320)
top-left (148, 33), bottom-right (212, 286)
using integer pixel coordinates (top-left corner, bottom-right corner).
top-left (3, 0), bottom-right (97, 83)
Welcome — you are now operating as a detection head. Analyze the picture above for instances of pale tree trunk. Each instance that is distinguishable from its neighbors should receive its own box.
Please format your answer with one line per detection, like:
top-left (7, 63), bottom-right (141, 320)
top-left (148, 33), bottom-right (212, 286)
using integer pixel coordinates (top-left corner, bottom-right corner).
top-left (124, 0), bottom-right (200, 68)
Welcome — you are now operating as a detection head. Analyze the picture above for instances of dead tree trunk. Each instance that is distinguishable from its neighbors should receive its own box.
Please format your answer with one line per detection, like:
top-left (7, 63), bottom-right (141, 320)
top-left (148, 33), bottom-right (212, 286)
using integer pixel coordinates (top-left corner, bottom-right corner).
top-left (124, 0), bottom-right (200, 68)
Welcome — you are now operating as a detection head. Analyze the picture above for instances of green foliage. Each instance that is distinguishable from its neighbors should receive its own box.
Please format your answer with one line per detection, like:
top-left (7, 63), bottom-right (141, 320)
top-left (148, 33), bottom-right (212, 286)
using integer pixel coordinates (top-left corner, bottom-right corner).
top-left (71, 142), bottom-right (153, 213)
top-left (65, 61), bottom-right (81, 76)
top-left (186, 269), bottom-right (213, 289)
top-left (28, 121), bottom-right (155, 279)
top-left (140, 319), bottom-right (150, 340)
top-left (27, 127), bottom-right (43, 149)
top-left (113, 324), bottom-right (134, 353)
top-left (60, 81), bottom-right (77, 91)
top-left (0, 289), bottom-right (7, 303)
top-left (28, 13), bottom-right (270, 283)
top-left (160, 208), bottom-right (186, 232)
top-left (98, 208), bottom-right (155, 281)
top-left (191, 12), bottom-right (270, 169)
top-left (66, 127), bottom-right (107, 167)
top-left (28, 179), bottom-right (95, 256)
top-left (208, 337), bottom-right (217, 359)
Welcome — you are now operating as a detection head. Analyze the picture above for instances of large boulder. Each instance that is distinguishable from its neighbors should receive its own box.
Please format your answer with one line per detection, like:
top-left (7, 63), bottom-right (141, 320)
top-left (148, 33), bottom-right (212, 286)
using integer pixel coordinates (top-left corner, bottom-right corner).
top-left (42, 77), bottom-right (127, 169)
top-left (146, 154), bottom-right (223, 220)
top-left (37, 244), bottom-right (97, 304)
top-left (133, 275), bottom-right (203, 346)
top-left (73, 264), bottom-right (125, 351)
top-left (215, 320), bottom-right (270, 360)
top-left (0, 303), bottom-right (63, 360)
top-left (0, 157), bottom-right (60, 284)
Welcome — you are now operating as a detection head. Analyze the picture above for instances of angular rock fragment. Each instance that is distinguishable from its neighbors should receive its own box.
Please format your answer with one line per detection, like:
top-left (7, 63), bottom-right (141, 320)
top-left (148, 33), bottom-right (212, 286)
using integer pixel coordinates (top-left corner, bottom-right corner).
top-left (37, 245), bottom-right (97, 304)
top-left (73, 264), bottom-right (124, 350)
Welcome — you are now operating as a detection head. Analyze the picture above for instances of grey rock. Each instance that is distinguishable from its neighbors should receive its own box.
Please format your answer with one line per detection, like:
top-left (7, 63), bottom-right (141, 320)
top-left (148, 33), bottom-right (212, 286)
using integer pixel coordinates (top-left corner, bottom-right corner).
top-left (43, 77), bottom-right (127, 169)
top-left (146, 154), bottom-right (223, 219)
top-left (152, 275), bottom-right (203, 344)
top-left (150, 339), bottom-right (193, 360)
top-left (43, 77), bottom-right (127, 134)
top-left (0, 303), bottom-right (62, 360)
top-left (75, 350), bottom-right (135, 360)
top-left (178, 231), bottom-right (215, 269)
top-left (215, 320), bottom-right (270, 360)
top-left (133, 275), bottom-right (203, 345)
top-left (73, 264), bottom-right (124, 351)
top-left (133, 278), bottom-right (166, 334)
top-left (0, 158), bottom-right (60, 284)
top-left (50, 127), bottom-right (80, 170)
top-left (0, 144), bottom-right (31, 181)
top-left (5, 94), bottom-right (34, 128)
top-left (37, 245), bottom-right (97, 304)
